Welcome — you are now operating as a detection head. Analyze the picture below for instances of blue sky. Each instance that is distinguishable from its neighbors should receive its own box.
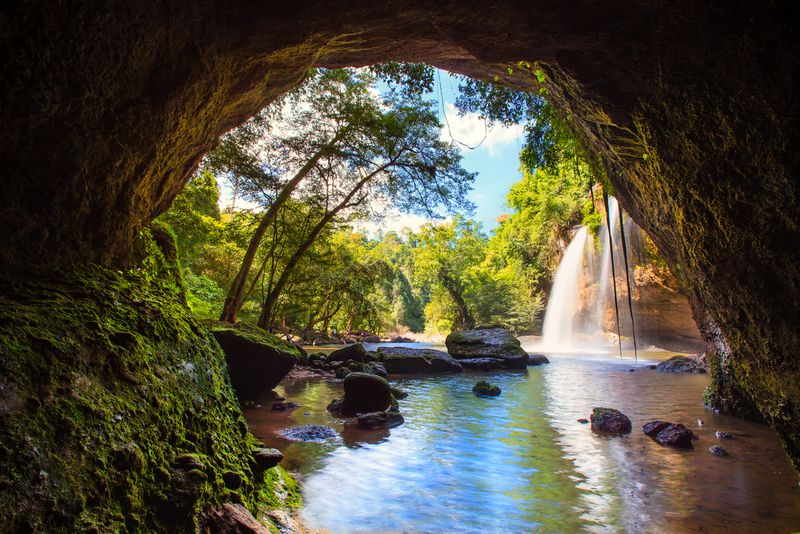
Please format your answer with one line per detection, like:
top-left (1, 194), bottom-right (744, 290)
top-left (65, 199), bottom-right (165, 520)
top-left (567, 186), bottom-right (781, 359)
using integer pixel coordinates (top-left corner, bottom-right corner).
top-left (363, 69), bottom-right (525, 236)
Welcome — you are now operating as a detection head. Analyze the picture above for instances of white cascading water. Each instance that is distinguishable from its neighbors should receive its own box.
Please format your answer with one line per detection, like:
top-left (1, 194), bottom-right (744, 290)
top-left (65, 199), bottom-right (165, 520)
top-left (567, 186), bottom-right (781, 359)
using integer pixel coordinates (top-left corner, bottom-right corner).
top-left (536, 195), bottom-right (638, 354)
top-left (540, 227), bottom-right (592, 351)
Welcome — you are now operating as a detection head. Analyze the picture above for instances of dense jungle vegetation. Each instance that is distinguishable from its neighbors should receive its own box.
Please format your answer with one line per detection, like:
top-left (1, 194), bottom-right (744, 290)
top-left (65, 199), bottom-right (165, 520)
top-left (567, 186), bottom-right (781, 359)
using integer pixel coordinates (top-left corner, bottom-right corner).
top-left (158, 65), bottom-right (604, 339)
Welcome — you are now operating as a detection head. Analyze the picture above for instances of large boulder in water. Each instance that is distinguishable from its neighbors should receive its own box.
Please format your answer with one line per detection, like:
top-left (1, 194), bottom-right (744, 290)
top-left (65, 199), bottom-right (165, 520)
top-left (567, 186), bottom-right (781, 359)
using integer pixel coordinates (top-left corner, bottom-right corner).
top-left (376, 346), bottom-right (463, 374)
top-left (655, 355), bottom-right (706, 373)
top-left (206, 321), bottom-right (303, 399)
top-left (590, 407), bottom-right (632, 434)
top-left (327, 343), bottom-right (377, 364)
top-left (328, 372), bottom-right (394, 416)
top-left (445, 327), bottom-right (528, 369)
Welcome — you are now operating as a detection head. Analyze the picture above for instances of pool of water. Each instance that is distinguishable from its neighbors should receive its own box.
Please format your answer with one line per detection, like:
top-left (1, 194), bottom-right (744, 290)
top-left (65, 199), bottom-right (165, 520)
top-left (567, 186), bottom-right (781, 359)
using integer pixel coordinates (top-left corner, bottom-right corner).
top-left (243, 352), bottom-right (800, 533)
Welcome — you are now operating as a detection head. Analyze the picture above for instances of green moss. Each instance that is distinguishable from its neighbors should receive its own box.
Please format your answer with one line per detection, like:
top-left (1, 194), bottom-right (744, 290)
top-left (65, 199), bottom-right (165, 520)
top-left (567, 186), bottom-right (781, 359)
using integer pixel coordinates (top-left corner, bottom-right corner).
top-left (0, 226), bottom-right (296, 532)
top-left (204, 320), bottom-right (304, 362)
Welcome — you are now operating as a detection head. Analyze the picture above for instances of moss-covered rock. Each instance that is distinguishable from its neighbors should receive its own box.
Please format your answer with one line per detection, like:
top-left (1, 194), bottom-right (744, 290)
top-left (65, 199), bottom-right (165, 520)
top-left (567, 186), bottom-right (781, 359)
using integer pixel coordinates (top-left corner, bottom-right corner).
top-left (205, 321), bottom-right (303, 400)
top-left (445, 327), bottom-right (528, 369)
top-left (0, 227), bottom-right (298, 532)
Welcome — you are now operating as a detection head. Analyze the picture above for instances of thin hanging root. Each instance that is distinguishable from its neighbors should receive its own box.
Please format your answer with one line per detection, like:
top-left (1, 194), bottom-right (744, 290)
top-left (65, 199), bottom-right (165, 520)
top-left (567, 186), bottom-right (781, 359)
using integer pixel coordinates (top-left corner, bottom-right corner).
top-left (603, 191), bottom-right (623, 359)
top-left (618, 205), bottom-right (639, 363)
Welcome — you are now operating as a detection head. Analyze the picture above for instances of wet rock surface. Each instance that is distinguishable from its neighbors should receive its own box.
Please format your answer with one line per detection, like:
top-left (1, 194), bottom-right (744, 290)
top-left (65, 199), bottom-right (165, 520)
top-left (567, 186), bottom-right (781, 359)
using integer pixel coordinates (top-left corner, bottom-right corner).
top-left (590, 408), bottom-right (632, 434)
top-left (528, 354), bottom-right (550, 366)
top-left (645, 422), bottom-right (695, 448)
top-left (252, 448), bottom-right (283, 470)
top-left (328, 372), bottom-right (394, 416)
top-left (201, 503), bottom-right (269, 534)
top-left (377, 346), bottom-right (463, 374)
top-left (709, 445), bottom-right (729, 457)
top-left (206, 321), bottom-right (302, 398)
top-left (279, 425), bottom-right (338, 442)
top-left (445, 327), bottom-right (528, 369)
top-left (716, 431), bottom-right (734, 440)
top-left (458, 357), bottom-right (507, 371)
top-left (655, 356), bottom-right (706, 374)
top-left (327, 343), bottom-right (376, 364)
top-left (472, 380), bottom-right (501, 397)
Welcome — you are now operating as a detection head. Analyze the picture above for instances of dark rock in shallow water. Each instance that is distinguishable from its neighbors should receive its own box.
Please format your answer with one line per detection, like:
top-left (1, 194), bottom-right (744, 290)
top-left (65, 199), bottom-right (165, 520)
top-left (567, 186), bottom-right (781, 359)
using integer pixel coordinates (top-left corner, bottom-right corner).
top-left (642, 420), bottom-right (672, 437)
top-left (390, 386), bottom-right (408, 399)
top-left (201, 503), bottom-right (269, 534)
top-left (327, 343), bottom-right (377, 364)
top-left (528, 354), bottom-right (550, 366)
top-left (280, 425), bottom-right (338, 442)
top-left (328, 372), bottom-right (393, 416)
top-left (206, 321), bottom-right (303, 398)
top-left (356, 411), bottom-right (405, 430)
top-left (445, 327), bottom-right (528, 369)
top-left (390, 336), bottom-right (414, 343)
top-left (656, 356), bottom-right (706, 374)
top-left (715, 431), bottom-right (734, 440)
top-left (459, 357), bottom-right (507, 371)
top-left (252, 447), bottom-right (283, 469)
top-left (473, 380), bottom-right (501, 397)
top-left (577, 418), bottom-right (589, 424)
top-left (590, 408), bottom-right (632, 434)
top-left (652, 423), bottom-right (694, 448)
top-left (377, 346), bottom-right (462, 374)
top-left (361, 335), bottom-right (381, 343)
top-left (271, 401), bottom-right (299, 411)
top-left (709, 445), bottom-right (729, 456)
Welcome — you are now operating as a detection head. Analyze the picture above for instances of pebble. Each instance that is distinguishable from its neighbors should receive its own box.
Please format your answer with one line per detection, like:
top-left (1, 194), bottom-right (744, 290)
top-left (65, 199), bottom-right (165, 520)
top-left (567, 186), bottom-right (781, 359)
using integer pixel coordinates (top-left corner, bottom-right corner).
top-left (709, 445), bottom-right (729, 457)
top-left (715, 431), bottom-right (734, 440)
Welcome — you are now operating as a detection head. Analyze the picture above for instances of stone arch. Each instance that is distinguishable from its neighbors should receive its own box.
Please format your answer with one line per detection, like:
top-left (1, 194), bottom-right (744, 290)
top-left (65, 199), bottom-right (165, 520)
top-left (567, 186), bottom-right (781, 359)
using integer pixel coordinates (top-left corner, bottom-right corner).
top-left (1, 0), bottom-right (798, 467)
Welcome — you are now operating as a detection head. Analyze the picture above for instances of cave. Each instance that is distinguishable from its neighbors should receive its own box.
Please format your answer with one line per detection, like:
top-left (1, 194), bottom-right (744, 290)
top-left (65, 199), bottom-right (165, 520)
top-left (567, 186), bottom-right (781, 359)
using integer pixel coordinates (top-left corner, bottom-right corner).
top-left (1, 1), bottom-right (798, 531)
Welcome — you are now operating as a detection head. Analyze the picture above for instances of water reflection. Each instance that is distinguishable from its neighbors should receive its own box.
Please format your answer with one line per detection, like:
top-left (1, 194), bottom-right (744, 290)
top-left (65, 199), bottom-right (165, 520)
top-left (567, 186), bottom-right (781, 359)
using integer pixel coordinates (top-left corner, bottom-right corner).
top-left (243, 354), bottom-right (800, 533)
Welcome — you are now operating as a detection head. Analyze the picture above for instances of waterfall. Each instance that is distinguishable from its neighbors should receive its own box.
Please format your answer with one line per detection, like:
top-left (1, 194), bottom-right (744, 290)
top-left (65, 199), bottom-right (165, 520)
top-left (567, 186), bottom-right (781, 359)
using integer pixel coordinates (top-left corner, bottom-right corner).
top-left (536, 195), bottom-right (640, 356)
top-left (540, 227), bottom-right (592, 351)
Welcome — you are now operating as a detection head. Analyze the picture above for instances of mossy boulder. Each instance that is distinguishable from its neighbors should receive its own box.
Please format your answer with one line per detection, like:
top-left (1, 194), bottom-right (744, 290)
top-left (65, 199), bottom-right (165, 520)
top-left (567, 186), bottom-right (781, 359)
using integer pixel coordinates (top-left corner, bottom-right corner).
top-left (445, 327), bottom-right (528, 369)
top-left (376, 346), bottom-right (463, 374)
top-left (206, 321), bottom-right (303, 399)
top-left (0, 227), bottom-right (299, 532)
top-left (590, 408), bottom-right (632, 434)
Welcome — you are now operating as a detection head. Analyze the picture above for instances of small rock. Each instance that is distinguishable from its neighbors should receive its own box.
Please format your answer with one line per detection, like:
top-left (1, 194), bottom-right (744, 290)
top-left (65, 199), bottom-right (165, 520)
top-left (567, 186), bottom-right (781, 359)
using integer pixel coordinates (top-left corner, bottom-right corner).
top-left (628, 369), bottom-right (635, 372)
top-left (715, 431), bottom-right (734, 440)
top-left (252, 448), bottom-right (283, 470)
top-left (577, 418), bottom-right (589, 424)
top-left (356, 411), bottom-right (405, 430)
top-left (590, 408), bottom-right (632, 434)
top-left (472, 380), bottom-right (501, 397)
top-left (279, 424), bottom-right (338, 442)
top-left (271, 401), bottom-right (300, 411)
top-left (335, 367), bottom-right (351, 379)
top-left (709, 445), bottom-right (729, 457)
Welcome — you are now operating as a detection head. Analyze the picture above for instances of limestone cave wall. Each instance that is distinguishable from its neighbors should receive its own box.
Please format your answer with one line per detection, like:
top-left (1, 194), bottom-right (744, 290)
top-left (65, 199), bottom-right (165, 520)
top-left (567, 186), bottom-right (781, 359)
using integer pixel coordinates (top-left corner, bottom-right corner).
top-left (1, 0), bottom-right (798, 476)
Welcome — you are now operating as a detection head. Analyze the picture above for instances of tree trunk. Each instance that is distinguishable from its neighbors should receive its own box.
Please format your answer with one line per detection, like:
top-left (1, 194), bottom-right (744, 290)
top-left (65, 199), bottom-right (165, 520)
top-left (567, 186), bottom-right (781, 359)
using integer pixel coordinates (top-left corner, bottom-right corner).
top-left (441, 271), bottom-right (475, 330)
top-left (218, 144), bottom-right (332, 323)
top-left (257, 167), bottom-right (384, 329)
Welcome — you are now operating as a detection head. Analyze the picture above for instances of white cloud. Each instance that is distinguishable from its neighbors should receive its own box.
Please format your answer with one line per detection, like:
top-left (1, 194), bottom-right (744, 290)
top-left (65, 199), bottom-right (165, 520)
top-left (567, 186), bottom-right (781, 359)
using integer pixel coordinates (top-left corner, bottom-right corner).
top-left (353, 208), bottom-right (450, 237)
top-left (439, 103), bottom-right (524, 156)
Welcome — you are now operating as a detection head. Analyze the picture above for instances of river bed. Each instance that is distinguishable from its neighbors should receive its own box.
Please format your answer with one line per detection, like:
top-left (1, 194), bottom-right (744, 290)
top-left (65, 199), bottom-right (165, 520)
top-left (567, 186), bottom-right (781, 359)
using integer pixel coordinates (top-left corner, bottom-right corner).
top-left (243, 347), bottom-right (800, 533)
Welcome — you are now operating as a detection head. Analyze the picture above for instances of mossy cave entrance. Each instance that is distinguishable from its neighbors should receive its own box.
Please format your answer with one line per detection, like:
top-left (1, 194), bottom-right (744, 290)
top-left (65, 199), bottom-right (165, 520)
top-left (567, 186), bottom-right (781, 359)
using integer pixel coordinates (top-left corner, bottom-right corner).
top-left (1, 1), bottom-right (798, 530)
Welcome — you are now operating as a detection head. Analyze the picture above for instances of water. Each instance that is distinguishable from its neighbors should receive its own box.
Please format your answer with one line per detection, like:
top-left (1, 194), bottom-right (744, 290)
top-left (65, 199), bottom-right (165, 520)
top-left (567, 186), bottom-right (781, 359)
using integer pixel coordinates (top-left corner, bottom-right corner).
top-left (537, 196), bottom-right (646, 354)
top-left (243, 353), bottom-right (800, 533)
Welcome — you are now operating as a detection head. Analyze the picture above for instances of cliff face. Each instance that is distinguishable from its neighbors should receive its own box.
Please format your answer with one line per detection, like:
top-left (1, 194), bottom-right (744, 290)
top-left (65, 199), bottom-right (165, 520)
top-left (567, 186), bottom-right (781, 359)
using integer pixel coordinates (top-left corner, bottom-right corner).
top-left (0, 0), bottom-right (798, 508)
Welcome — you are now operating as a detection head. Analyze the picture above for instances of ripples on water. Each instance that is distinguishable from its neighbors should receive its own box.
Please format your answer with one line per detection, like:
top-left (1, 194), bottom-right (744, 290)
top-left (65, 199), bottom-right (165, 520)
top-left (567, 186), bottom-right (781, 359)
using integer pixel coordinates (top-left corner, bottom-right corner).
top-left (243, 352), bottom-right (800, 533)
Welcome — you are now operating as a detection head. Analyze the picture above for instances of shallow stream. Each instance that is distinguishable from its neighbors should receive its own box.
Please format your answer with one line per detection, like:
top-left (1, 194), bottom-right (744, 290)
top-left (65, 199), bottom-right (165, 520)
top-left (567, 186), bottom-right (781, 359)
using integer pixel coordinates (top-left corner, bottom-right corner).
top-left (243, 346), bottom-right (800, 533)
